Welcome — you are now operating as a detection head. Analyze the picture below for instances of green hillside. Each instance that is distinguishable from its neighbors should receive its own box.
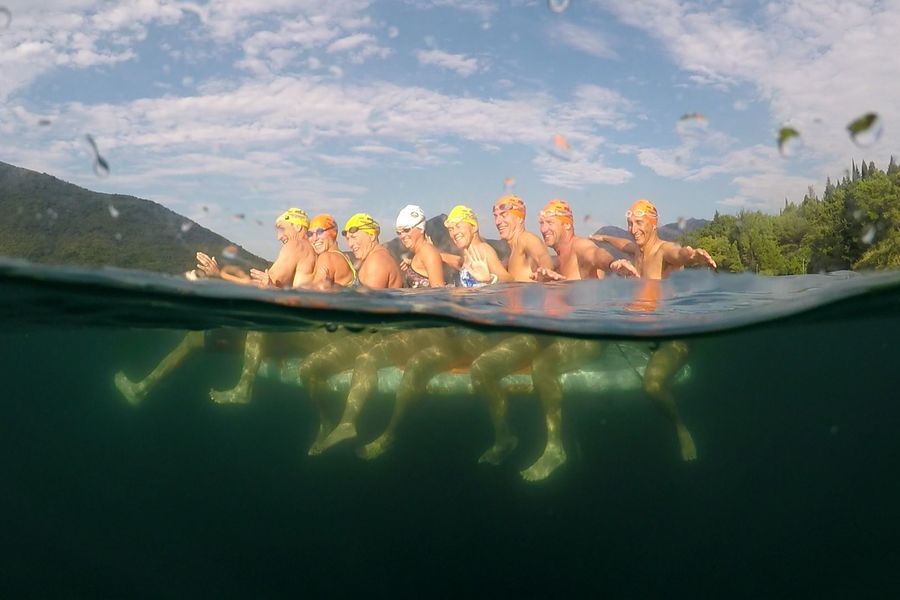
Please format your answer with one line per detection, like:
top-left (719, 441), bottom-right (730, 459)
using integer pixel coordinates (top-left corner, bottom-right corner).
top-left (0, 161), bottom-right (265, 274)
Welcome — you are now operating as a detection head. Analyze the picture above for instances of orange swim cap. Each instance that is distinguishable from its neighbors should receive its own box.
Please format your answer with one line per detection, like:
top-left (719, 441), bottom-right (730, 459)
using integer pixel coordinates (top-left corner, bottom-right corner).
top-left (309, 214), bottom-right (337, 237)
top-left (627, 199), bottom-right (658, 221)
top-left (494, 194), bottom-right (525, 219)
top-left (540, 199), bottom-right (574, 224)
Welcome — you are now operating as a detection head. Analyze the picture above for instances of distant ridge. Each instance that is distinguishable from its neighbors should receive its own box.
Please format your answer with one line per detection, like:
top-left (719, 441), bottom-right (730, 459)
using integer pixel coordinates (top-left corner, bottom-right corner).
top-left (0, 161), bottom-right (265, 274)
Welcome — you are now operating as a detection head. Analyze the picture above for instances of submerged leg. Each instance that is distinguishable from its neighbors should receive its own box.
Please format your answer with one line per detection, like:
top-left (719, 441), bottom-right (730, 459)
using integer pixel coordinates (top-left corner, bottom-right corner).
top-left (644, 340), bottom-right (696, 461)
top-left (114, 331), bottom-right (205, 406)
top-left (299, 335), bottom-right (369, 455)
top-left (317, 330), bottom-right (436, 454)
top-left (209, 331), bottom-right (263, 405)
top-left (470, 334), bottom-right (540, 466)
top-left (523, 339), bottom-right (606, 482)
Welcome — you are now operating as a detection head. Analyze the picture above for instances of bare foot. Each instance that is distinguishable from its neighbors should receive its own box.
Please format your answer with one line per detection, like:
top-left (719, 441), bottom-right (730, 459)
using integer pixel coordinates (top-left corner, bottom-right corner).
top-left (356, 434), bottom-right (395, 460)
top-left (316, 422), bottom-right (357, 454)
top-left (478, 435), bottom-right (518, 466)
top-left (114, 372), bottom-right (145, 407)
top-left (678, 425), bottom-right (697, 461)
top-left (520, 445), bottom-right (567, 482)
top-left (308, 422), bottom-right (335, 456)
top-left (209, 386), bottom-right (251, 405)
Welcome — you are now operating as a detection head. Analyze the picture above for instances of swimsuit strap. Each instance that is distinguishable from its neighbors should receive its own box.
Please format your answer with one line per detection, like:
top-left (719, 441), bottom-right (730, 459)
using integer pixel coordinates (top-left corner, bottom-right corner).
top-left (327, 250), bottom-right (358, 287)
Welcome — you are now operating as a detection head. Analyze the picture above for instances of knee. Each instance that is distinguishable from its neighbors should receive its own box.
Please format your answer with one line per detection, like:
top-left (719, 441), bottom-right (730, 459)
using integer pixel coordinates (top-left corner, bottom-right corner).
top-left (643, 374), bottom-right (663, 396)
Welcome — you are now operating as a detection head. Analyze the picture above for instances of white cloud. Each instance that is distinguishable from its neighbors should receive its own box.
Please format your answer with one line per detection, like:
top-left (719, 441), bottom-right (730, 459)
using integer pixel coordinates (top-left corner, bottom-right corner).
top-left (415, 48), bottom-right (482, 77)
top-left (547, 21), bottom-right (618, 59)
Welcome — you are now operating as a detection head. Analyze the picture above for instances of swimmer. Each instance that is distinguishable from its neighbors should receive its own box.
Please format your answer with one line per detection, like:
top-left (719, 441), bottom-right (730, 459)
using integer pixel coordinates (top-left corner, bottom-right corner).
top-left (593, 199), bottom-right (716, 461)
top-left (207, 213), bottom-right (355, 405)
top-left (299, 213), bottom-right (403, 453)
top-left (492, 195), bottom-right (554, 281)
top-left (342, 213), bottom-right (403, 288)
top-left (395, 204), bottom-right (445, 287)
top-left (589, 199), bottom-right (716, 279)
top-left (533, 199), bottom-right (639, 281)
top-left (441, 205), bottom-right (511, 286)
top-left (115, 209), bottom-right (316, 406)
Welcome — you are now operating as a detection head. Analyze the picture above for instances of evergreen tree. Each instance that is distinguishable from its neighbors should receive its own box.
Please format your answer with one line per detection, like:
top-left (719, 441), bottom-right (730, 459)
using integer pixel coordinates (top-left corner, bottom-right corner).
top-left (888, 155), bottom-right (898, 175)
top-left (861, 160), bottom-right (869, 178)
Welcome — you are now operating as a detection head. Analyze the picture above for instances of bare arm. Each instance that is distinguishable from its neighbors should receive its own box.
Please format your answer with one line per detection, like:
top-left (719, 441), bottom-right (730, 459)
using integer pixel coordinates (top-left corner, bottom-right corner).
top-left (661, 242), bottom-right (718, 270)
top-left (265, 247), bottom-right (302, 288)
top-left (441, 252), bottom-right (463, 271)
top-left (590, 234), bottom-right (637, 256)
top-left (292, 251), bottom-right (317, 288)
top-left (421, 245), bottom-right (446, 287)
top-left (526, 233), bottom-right (554, 271)
top-left (196, 252), bottom-right (252, 284)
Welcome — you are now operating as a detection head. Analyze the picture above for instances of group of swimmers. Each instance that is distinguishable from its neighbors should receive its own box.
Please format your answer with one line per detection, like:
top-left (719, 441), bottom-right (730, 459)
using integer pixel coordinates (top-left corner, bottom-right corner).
top-left (116, 195), bottom-right (717, 481)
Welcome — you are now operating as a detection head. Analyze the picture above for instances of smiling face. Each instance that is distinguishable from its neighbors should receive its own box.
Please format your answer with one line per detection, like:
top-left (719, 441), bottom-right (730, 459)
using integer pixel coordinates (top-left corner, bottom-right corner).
top-left (275, 221), bottom-right (304, 244)
top-left (493, 207), bottom-right (523, 240)
top-left (627, 215), bottom-right (656, 248)
top-left (446, 220), bottom-right (476, 250)
top-left (345, 229), bottom-right (377, 260)
top-left (397, 225), bottom-right (424, 250)
top-left (538, 215), bottom-right (567, 248)
top-left (309, 228), bottom-right (336, 254)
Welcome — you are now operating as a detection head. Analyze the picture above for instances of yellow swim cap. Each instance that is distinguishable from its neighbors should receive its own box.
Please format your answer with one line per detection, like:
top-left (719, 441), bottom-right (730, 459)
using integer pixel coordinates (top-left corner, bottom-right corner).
top-left (444, 205), bottom-right (478, 229)
top-left (343, 213), bottom-right (380, 237)
top-left (278, 207), bottom-right (309, 230)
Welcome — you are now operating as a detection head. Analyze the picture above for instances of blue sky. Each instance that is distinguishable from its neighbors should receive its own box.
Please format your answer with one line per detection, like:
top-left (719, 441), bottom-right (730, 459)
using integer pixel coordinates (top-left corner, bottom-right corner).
top-left (1, 0), bottom-right (898, 259)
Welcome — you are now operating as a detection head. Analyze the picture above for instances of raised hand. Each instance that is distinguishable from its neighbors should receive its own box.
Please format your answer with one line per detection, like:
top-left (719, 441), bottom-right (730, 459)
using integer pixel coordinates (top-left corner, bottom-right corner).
top-left (463, 245), bottom-right (492, 283)
top-left (610, 258), bottom-right (640, 277)
top-left (531, 267), bottom-right (566, 282)
top-left (687, 247), bottom-right (717, 271)
top-left (249, 268), bottom-right (271, 287)
top-left (196, 252), bottom-right (220, 276)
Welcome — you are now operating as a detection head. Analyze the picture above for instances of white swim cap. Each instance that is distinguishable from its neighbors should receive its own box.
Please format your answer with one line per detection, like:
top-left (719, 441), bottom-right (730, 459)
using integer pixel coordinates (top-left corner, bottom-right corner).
top-left (396, 204), bottom-right (426, 231)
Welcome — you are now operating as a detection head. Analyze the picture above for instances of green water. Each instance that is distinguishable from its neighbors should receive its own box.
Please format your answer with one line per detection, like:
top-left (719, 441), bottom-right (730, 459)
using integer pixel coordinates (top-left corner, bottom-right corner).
top-left (2, 263), bottom-right (900, 596)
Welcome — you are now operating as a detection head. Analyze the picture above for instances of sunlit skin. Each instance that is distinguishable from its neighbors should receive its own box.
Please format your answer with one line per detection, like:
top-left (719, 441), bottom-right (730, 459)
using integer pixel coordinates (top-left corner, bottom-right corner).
top-left (398, 225), bottom-right (445, 286)
top-left (442, 220), bottom-right (511, 283)
top-left (493, 205), bottom-right (553, 282)
top-left (308, 227), bottom-right (355, 288)
top-left (345, 230), bottom-right (403, 288)
top-left (535, 215), bottom-right (638, 280)
top-left (195, 220), bottom-right (315, 288)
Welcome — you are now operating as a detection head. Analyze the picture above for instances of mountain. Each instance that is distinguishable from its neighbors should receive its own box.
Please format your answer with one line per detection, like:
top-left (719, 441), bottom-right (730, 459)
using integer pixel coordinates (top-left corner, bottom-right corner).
top-left (0, 161), bottom-right (265, 274)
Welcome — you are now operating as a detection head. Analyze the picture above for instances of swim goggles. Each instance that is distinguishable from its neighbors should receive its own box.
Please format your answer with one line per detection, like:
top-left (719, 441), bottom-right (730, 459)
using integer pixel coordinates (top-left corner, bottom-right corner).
top-left (492, 202), bottom-right (519, 216)
top-left (342, 218), bottom-right (379, 237)
top-left (306, 226), bottom-right (335, 238)
top-left (539, 209), bottom-right (573, 220)
top-left (625, 209), bottom-right (658, 218)
top-left (395, 216), bottom-right (425, 236)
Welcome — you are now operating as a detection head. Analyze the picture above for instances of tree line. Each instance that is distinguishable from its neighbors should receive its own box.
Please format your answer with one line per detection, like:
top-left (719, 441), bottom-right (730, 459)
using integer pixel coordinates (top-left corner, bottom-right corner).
top-left (681, 157), bottom-right (900, 273)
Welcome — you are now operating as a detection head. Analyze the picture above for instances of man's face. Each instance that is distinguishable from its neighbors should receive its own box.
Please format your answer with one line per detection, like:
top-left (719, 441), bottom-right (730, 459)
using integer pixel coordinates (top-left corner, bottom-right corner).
top-left (345, 230), bottom-right (375, 259)
top-left (539, 215), bottom-right (566, 248)
top-left (275, 222), bottom-right (293, 244)
top-left (493, 207), bottom-right (523, 240)
top-left (627, 216), bottom-right (656, 247)
top-left (447, 221), bottom-right (475, 250)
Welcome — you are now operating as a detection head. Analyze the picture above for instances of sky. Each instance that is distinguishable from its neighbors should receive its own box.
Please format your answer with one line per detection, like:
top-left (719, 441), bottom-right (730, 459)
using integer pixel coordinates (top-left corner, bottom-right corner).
top-left (1, 0), bottom-right (898, 260)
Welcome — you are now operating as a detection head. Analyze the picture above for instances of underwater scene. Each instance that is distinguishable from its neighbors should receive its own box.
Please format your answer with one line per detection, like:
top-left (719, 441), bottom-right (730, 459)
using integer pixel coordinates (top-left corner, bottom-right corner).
top-left (3, 261), bottom-right (900, 596)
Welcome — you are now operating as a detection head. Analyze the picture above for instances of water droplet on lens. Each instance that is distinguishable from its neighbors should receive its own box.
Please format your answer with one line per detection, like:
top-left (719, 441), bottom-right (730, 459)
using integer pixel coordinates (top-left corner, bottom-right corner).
top-left (325, 322), bottom-right (338, 332)
top-left (255, 219), bottom-right (264, 226)
top-left (852, 210), bottom-right (862, 221)
top-left (777, 126), bottom-right (801, 156)
top-left (387, 26), bottom-right (399, 39)
top-left (677, 216), bottom-right (687, 230)
top-left (847, 112), bottom-right (883, 147)
top-left (553, 133), bottom-right (570, 151)
top-left (547, 0), bottom-right (570, 13)
top-left (47, 208), bottom-right (58, 220)
top-left (676, 112), bottom-right (707, 137)
top-left (0, 6), bottom-right (11, 29)
top-left (861, 225), bottom-right (875, 245)
top-left (37, 119), bottom-right (52, 126)
top-left (180, 222), bottom-right (193, 233)
top-left (222, 244), bottom-right (238, 259)
top-left (108, 205), bottom-right (120, 218)
top-left (503, 176), bottom-right (515, 192)
top-left (93, 156), bottom-right (110, 177)
top-left (583, 214), bottom-right (592, 223)
top-left (114, 232), bottom-right (122, 241)
top-left (202, 205), bottom-right (209, 212)
top-left (233, 213), bottom-right (245, 221)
